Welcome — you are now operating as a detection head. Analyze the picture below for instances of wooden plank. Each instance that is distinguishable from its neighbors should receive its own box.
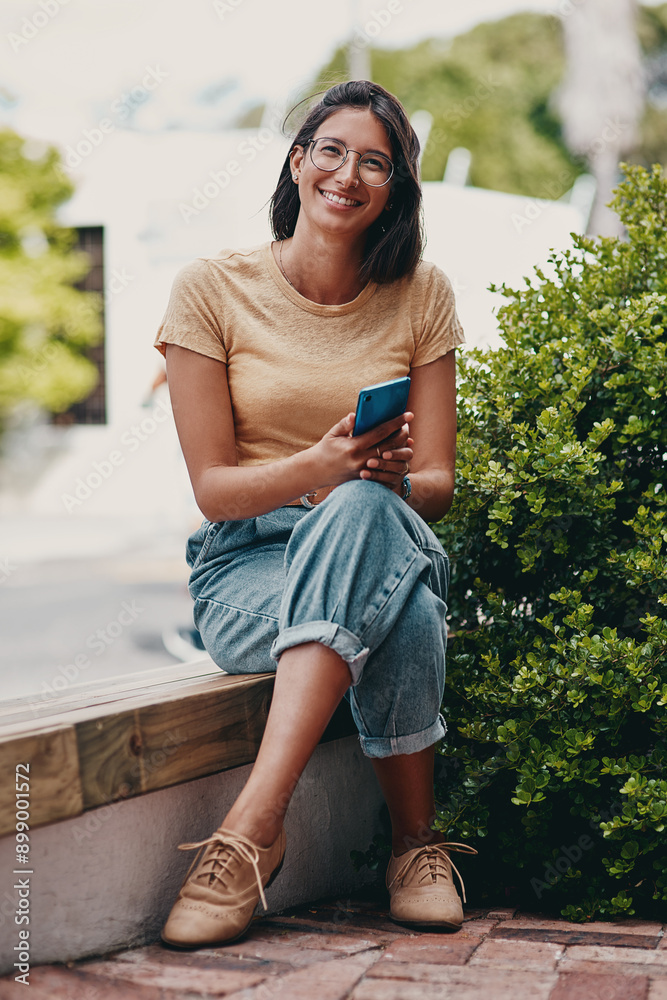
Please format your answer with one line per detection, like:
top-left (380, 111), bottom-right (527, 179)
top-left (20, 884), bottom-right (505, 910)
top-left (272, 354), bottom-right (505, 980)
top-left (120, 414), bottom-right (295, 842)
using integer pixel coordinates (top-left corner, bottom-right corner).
top-left (0, 672), bottom-right (358, 835)
top-left (138, 675), bottom-right (275, 792)
top-left (0, 727), bottom-right (83, 837)
top-left (76, 711), bottom-right (144, 809)
top-left (0, 673), bottom-right (264, 738)
top-left (0, 659), bottom-right (220, 727)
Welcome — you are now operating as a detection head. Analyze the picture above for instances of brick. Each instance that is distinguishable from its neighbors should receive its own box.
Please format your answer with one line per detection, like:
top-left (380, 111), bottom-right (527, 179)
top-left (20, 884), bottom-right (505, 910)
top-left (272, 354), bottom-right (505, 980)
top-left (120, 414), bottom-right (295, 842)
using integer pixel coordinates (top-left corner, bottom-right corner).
top-left (80, 956), bottom-right (268, 994)
top-left (458, 917), bottom-right (503, 936)
top-left (513, 914), bottom-right (665, 936)
top-left (0, 966), bottom-right (164, 1000)
top-left (563, 945), bottom-right (667, 968)
top-left (263, 912), bottom-right (414, 940)
top-left (381, 931), bottom-right (483, 966)
top-left (485, 907), bottom-right (518, 920)
top-left (223, 952), bottom-right (381, 1000)
top-left (490, 925), bottom-right (661, 949)
top-left (355, 964), bottom-right (558, 999)
top-left (216, 938), bottom-right (349, 968)
top-left (470, 938), bottom-right (563, 970)
top-left (549, 971), bottom-right (649, 1000)
top-left (247, 926), bottom-right (379, 953)
top-left (256, 917), bottom-right (408, 947)
top-left (113, 942), bottom-right (278, 970)
top-left (561, 960), bottom-right (667, 980)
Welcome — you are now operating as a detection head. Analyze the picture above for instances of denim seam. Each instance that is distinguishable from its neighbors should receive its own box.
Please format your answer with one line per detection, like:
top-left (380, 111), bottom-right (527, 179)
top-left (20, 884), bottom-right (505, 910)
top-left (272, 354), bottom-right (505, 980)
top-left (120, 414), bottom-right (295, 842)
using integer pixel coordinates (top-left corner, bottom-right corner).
top-left (355, 549), bottom-right (424, 647)
top-left (358, 714), bottom-right (447, 758)
top-left (193, 596), bottom-right (279, 625)
top-left (189, 521), bottom-right (221, 571)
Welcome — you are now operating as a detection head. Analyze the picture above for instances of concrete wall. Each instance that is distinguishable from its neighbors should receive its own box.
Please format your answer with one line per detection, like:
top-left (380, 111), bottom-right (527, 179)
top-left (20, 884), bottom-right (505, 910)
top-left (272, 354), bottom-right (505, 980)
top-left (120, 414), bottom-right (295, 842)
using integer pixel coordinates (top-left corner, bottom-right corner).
top-left (0, 735), bottom-right (385, 973)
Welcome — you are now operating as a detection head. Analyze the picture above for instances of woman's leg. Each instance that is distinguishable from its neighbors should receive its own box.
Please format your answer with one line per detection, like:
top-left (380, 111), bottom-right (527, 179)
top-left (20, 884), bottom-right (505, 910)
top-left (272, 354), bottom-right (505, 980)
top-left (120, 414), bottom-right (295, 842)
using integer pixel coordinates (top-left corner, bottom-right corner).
top-left (221, 642), bottom-right (351, 847)
top-left (371, 745), bottom-right (444, 856)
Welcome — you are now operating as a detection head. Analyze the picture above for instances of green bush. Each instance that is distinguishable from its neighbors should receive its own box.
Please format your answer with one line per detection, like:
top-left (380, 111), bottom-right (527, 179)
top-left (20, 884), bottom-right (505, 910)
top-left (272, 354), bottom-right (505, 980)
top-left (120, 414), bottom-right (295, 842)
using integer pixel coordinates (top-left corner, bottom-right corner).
top-left (432, 163), bottom-right (667, 921)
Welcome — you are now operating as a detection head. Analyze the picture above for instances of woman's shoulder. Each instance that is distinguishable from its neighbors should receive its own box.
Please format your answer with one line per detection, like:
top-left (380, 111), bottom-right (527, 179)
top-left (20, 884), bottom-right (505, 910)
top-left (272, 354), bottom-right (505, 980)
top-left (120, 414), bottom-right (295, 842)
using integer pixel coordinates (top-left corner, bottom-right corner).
top-left (388, 257), bottom-right (457, 307)
top-left (171, 243), bottom-right (270, 288)
top-left (408, 258), bottom-right (456, 293)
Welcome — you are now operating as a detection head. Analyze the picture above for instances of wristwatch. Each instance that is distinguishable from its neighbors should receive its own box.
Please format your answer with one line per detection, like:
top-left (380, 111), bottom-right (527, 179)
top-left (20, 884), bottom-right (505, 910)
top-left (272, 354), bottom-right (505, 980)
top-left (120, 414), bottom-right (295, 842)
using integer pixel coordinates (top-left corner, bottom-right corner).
top-left (400, 475), bottom-right (412, 501)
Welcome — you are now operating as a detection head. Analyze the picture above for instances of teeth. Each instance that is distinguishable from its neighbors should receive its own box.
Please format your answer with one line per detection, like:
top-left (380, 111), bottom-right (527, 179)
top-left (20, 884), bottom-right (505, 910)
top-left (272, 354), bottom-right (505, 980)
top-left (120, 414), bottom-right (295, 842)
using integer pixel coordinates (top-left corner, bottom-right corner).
top-left (320, 190), bottom-right (359, 207)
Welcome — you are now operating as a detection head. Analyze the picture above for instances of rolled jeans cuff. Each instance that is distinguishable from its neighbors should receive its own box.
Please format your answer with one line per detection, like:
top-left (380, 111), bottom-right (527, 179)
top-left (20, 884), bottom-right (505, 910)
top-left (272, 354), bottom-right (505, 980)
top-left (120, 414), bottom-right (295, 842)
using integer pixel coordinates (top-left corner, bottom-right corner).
top-left (358, 712), bottom-right (448, 759)
top-left (269, 621), bottom-right (369, 686)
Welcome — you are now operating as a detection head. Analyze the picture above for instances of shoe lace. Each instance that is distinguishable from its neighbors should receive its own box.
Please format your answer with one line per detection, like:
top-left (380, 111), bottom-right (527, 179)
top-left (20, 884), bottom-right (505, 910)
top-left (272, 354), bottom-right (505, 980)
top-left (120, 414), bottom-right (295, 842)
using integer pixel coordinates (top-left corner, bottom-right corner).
top-left (390, 842), bottom-right (478, 904)
top-left (177, 828), bottom-right (269, 910)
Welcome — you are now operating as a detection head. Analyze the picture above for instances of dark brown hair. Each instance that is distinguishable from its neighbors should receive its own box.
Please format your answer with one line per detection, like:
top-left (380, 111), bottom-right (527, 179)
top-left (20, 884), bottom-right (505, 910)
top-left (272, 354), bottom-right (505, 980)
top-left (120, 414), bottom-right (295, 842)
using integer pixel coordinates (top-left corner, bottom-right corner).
top-left (269, 80), bottom-right (423, 285)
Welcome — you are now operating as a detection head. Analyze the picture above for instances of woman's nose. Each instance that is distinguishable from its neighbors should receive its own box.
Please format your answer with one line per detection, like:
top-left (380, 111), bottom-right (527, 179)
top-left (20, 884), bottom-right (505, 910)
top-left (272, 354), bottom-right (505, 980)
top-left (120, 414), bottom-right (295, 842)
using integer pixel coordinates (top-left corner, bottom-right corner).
top-left (335, 153), bottom-right (360, 187)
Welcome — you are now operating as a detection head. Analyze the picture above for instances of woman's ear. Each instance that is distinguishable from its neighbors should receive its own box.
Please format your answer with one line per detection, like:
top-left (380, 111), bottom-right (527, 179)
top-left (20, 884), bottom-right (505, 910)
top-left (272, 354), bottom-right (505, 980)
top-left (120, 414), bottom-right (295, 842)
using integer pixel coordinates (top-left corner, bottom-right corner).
top-left (290, 144), bottom-right (305, 178)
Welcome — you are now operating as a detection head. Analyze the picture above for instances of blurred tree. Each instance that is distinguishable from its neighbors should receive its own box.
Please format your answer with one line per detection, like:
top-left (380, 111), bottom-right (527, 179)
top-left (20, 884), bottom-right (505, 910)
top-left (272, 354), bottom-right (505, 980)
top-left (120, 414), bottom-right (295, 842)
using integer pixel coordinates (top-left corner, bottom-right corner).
top-left (558, 0), bottom-right (645, 236)
top-left (0, 129), bottom-right (101, 438)
top-left (308, 4), bottom-right (667, 209)
top-left (315, 14), bottom-right (579, 198)
top-left (637, 3), bottom-right (667, 167)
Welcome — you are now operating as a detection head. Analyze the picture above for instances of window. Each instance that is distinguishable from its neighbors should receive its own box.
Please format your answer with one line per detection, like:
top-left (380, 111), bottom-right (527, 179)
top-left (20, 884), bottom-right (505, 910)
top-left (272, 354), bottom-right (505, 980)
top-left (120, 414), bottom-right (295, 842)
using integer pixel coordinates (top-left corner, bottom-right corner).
top-left (53, 225), bottom-right (107, 425)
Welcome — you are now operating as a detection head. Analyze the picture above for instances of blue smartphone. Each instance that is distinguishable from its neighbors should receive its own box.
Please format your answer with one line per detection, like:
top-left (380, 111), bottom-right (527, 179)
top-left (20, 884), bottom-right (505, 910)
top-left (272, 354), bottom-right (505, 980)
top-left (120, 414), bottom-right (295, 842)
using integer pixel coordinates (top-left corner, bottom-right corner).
top-left (352, 376), bottom-right (411, 437)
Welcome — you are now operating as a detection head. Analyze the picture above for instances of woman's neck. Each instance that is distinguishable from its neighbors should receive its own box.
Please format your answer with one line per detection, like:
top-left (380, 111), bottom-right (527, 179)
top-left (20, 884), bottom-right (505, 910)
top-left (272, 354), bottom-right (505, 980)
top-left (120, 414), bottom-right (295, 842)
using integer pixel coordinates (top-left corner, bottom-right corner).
top-left (275, 226), bottom-right (368, 305)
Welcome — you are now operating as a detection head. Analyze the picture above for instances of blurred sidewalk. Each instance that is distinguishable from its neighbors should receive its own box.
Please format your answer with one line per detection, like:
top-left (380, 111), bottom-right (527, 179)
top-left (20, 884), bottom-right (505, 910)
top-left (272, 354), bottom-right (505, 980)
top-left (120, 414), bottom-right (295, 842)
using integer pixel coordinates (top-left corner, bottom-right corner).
top-left (2, 894), bottom-right (665, 999)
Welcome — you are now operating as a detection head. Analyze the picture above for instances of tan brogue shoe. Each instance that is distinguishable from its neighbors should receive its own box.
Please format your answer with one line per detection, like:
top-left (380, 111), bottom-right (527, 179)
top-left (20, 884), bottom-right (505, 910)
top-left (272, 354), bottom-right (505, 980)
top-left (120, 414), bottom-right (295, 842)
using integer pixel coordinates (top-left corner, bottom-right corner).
top-left (386, 841), bottom-right (477, 930)
top-left (161, 826), bottom-right (286, 948)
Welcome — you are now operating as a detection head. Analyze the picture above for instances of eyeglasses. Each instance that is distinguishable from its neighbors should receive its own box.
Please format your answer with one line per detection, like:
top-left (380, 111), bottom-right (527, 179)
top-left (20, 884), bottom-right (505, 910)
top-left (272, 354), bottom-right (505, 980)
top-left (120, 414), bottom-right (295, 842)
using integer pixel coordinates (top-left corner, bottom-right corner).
top-left (305, 137), bottom-right (394, 187)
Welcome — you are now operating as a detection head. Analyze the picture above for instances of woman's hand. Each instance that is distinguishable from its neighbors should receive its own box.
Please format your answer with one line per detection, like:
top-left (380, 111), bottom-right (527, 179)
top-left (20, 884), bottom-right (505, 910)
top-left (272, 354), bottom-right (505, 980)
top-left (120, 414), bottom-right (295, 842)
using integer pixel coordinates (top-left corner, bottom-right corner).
top-left (311, 410), bottom-right (414, 492)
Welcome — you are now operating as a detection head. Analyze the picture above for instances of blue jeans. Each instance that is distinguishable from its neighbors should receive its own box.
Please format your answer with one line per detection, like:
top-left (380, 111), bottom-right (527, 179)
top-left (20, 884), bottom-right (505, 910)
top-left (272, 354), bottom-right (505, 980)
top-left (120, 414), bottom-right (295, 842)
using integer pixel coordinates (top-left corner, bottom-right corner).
top-left (186, 479), bottom-right (450, 758)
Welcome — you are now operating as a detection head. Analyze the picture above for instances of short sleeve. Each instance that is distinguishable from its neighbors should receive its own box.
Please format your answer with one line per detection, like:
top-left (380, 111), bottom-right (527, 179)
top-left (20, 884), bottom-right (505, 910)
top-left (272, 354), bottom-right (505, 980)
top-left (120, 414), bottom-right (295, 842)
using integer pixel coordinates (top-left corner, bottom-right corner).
top-left (411, 264), bottom-right (465, 367)
top-left (154, 258), bottom-right (227, 363)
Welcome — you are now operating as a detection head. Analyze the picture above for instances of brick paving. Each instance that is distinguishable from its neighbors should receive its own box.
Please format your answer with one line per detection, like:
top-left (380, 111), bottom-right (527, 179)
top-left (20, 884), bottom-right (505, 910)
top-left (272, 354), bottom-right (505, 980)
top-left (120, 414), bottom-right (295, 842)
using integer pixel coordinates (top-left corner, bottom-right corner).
top-left (0, 895), bottom-right (665, 999)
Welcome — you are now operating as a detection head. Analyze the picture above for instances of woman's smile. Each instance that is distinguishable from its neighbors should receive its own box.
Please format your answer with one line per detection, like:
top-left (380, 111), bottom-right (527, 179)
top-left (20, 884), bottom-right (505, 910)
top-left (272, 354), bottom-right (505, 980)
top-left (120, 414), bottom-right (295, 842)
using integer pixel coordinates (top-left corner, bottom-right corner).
top-left (318, 188), bottom-right (363, 209)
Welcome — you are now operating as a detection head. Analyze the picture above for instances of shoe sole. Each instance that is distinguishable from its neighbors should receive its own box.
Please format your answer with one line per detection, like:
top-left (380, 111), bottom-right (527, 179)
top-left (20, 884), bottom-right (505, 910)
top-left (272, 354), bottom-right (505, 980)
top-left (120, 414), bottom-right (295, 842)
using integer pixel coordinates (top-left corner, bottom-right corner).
top-left (160, 851), bottom-right (286, 950)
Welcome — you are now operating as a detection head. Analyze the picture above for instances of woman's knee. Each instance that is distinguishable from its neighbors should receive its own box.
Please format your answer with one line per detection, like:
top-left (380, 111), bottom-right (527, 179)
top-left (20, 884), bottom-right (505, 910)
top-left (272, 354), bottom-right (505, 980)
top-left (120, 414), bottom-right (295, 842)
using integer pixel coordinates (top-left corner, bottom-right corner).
top-left (322, 479), bottom-right (404, 526)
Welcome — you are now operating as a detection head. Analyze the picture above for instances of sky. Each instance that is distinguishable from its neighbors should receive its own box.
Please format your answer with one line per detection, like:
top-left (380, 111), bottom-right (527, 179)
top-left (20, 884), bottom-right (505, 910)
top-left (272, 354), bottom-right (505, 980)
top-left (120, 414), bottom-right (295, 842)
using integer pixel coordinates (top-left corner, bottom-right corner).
top-left (2, 0), bottom-right (663, 152)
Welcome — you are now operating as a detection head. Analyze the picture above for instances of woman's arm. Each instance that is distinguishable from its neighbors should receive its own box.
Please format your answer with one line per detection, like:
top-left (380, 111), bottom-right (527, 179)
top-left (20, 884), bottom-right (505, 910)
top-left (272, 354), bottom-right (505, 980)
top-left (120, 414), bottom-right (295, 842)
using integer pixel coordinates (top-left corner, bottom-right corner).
top-left (398, 351), bottom-right (458, 523)
top-left (165, 343), bottom-right (413, 522)
top-left (407, 351), bottom-right (458, 521)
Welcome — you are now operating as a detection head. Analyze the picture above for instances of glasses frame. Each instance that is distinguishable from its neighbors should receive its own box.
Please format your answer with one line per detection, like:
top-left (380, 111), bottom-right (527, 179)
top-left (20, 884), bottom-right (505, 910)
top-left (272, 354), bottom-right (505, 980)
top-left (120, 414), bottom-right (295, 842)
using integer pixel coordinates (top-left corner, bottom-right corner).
top-left (305, 137), bottom-right (394, 188)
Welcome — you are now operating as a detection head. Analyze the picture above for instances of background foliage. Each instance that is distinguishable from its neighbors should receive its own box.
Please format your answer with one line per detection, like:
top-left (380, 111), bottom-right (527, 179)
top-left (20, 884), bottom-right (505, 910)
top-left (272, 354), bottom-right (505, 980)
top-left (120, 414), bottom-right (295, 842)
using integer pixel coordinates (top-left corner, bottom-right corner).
top-left (0, 129), bottom-right (101, 436)
top-left (308, 6), bottom-right (667, 197)
top-left (430, 163), bottom-right (667, 921)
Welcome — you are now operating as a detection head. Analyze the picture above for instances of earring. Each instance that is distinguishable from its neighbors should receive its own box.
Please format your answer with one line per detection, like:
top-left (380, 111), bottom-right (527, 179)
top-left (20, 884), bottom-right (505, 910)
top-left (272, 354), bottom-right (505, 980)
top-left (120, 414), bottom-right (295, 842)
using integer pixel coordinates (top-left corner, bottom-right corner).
top-left (293, 174), bottom-right (298, 181)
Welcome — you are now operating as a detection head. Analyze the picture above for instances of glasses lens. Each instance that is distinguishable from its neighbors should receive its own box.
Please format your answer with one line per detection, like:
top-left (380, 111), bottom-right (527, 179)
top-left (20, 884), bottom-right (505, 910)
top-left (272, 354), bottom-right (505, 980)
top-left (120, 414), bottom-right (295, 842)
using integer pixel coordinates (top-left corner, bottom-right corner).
top-left (310, 138), bottom-right (393, 186)
top-left (311, 138), bottom-right (346, 170)
top-left (359, 154), bottom-right (393, 186)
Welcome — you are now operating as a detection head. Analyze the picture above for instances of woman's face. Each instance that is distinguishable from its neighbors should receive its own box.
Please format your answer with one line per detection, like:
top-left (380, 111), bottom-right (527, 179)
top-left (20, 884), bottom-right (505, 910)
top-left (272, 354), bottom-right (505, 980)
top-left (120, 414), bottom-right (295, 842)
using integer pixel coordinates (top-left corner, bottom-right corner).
top-left (290, 108), bottom-right (393, 240)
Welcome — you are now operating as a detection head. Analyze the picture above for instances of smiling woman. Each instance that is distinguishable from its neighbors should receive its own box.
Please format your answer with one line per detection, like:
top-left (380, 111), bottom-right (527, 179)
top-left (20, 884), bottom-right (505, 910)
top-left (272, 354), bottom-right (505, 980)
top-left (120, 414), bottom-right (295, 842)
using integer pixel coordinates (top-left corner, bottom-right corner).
top-left (153, 79), bottom-right (473, 949)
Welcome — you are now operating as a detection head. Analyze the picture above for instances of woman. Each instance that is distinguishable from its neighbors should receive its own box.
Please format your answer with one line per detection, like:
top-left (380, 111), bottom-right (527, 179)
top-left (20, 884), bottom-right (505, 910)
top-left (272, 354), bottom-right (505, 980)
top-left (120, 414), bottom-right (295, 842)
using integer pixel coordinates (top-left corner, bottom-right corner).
top-left (154, 80), bottom-right (474, 949)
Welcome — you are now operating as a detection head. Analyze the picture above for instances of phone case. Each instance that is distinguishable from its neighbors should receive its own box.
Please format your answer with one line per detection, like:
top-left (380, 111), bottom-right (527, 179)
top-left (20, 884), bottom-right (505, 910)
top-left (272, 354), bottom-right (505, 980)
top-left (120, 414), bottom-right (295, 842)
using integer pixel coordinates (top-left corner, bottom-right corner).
top-left (352, 376), bottom-right (411, 436)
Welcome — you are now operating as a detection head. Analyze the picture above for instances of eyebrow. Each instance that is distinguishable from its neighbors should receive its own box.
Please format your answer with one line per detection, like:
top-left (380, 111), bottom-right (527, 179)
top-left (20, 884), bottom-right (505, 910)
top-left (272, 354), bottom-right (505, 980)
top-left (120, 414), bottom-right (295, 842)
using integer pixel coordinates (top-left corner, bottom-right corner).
top-left (319, 136), bottom-right (392, 158)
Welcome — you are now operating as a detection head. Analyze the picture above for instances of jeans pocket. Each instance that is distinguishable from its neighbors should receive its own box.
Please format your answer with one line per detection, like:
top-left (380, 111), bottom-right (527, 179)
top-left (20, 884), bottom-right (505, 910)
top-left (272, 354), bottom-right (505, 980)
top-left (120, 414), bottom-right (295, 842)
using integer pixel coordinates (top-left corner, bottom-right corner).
top-left (186, 520), bottom-right (224, 571)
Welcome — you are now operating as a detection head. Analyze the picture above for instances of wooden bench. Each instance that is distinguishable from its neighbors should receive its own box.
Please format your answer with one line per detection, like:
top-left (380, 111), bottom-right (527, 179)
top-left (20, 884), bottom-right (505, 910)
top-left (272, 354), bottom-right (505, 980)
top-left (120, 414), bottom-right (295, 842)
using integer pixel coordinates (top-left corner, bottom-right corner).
top-left (0, 659), bottom-right (357, 836)
top-left (0, 660), bottom-right (384, 972)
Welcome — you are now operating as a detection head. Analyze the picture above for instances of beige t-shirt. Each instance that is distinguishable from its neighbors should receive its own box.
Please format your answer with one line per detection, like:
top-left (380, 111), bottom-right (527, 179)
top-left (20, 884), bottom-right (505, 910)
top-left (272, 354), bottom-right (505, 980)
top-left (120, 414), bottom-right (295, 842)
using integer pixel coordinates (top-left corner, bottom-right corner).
top-left (154, 241), bottom-right (465, 467)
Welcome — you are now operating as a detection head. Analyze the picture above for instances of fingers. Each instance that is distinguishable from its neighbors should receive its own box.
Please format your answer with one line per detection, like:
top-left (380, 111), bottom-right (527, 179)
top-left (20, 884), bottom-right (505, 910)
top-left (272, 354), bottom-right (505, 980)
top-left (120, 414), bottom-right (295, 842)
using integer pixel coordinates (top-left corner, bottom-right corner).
top-left (357, 411), bottom-right (413, 448)
top-left (329, 412), bottom-right (356, 437)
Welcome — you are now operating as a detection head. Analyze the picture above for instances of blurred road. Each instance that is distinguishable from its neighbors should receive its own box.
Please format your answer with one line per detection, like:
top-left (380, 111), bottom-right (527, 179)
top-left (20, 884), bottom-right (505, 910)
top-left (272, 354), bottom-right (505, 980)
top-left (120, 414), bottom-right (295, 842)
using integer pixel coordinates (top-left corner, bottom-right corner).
top-left (0, 515), bottom-right (201, 703)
